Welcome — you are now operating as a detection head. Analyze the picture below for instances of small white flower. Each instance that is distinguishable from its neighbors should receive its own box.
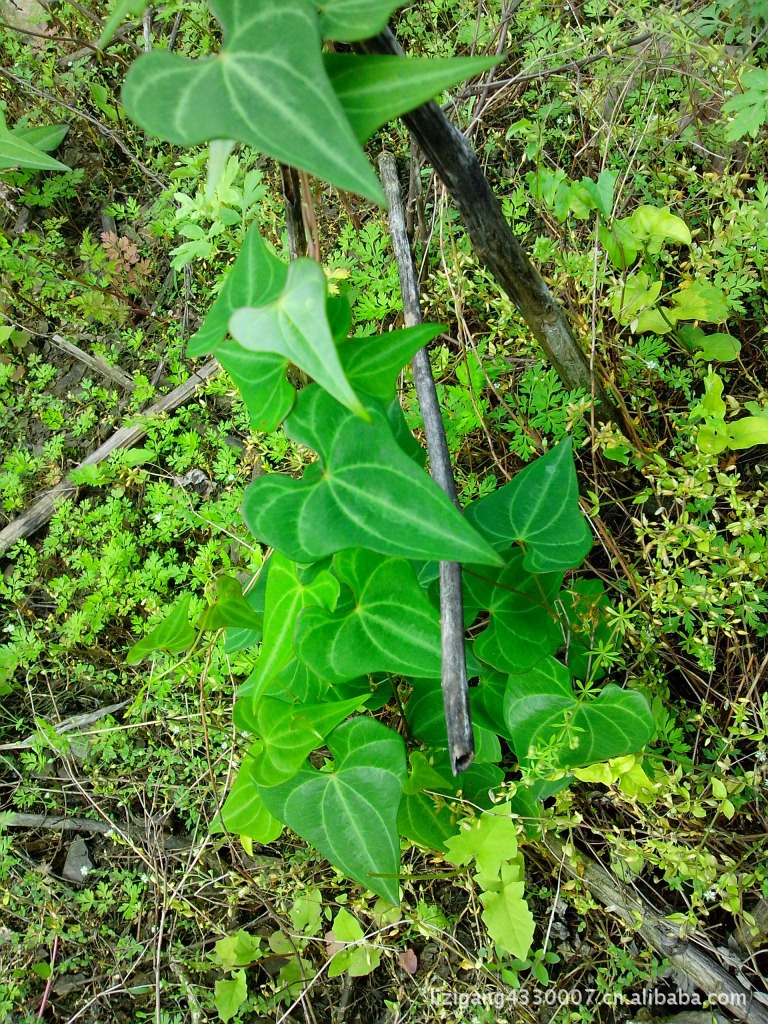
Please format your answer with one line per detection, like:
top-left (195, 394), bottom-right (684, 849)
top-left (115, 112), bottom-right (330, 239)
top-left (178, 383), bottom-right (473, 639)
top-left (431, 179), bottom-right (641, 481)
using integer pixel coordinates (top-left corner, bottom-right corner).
top-left (645, 359), bottom-right (659, 370)
top-left (704, 888), bottom-right (717, 901)
top-left (80, 865), bottom-right (90, 877)
top-left (152, 512), bottom-right (163, 523)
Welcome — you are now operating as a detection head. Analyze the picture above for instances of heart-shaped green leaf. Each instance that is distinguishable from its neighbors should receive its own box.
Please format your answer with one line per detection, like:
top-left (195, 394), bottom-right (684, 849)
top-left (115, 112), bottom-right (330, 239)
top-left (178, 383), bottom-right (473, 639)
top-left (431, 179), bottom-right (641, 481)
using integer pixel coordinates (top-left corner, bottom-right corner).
top-left (504, 660), bottom-right (655, 770)
top-left (296, 549), bottom-right (442, 682)
top-left (187, 223), bottom-right (288, 357)
top-left (198, 575), bottom-right (264, 632)
top-left (126, 596), bottom-right (196, 664)
top-left (324, 53), bottom-right (499, 141)
top-left (317, 0), bottom-right (404, 41)
top-left (229, 258), bottom-right (368, 420)
top-left (250, 694), bottom-right (365, 784)
top-left (257, 717), bottom-right (406, 903)
top-left (465, 440), bottom-right (592, 572)
top-left (242, 386), bottom-right (502, 566)
top-left (465, 551), bottom-right (563, 674)
top-left (122, 0), bottom-right (384, 203)
top-left (215, 742), bottom-right (283, 843)
top-left (339, 324), bottom-right (441, 401)
top-left (245, 553), bottom-right (339, 707)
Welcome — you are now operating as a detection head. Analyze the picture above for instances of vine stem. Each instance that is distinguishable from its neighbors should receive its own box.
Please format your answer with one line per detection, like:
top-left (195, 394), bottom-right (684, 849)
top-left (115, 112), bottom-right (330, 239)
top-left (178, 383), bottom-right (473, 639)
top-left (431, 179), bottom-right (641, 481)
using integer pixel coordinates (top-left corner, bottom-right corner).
top-left (378, 151), bottom-right (474, 775)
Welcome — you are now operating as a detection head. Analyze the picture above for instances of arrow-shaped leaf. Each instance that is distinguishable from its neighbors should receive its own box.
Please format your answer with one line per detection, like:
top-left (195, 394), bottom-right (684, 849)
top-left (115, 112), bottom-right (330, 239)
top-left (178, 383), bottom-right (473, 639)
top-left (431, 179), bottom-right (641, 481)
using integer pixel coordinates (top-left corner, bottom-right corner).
top-left (324, 53), bottom-right (499, 141)
top-left (10, 123), bottom-right (69, 153)
top-left (465, 551), bottom-right (563, 674)
top-left (257, 717), bottom-right (407, 903)
top-left (317, 0), bottom-right (404, 41)
top-left (242, 385), bottom-right (503, 565)
top-left (229, 258), bottom-right (368, 420)
top-left (250, 693), bottom-right (364, 784)
top-left (245, 552), bottom-right (339, 707)
top-left (122, 0), bottom-right (385, 204)
top-left (126, 596), bottom-right (196, 664)
top-left (504, 661), bottom-right (655, 770)
top-left (198, 575), bottom-right (264, 632)
top-left (339, 324), bottom-right (441, 401)
top-left (215, 742), bottom-right (283, 843)
top-left (296, 548), bottom-right (442, 682)
top-left (465, 439), bottom-right (592, 572)
top-left (0, 134), bottom-right (70, 171)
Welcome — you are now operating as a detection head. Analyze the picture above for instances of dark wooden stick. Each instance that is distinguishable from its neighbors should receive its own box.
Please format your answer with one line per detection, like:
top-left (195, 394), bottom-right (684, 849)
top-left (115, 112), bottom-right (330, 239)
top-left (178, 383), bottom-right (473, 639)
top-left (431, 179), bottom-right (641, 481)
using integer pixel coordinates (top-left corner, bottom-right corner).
top-left (279, 164), bottom-right (308, 261)
top-left (378, 151), bottom-right (473, 775)
top-left (0, 359), bottom-right (219, 556)
top-left (360, 30), bottom-right (620, 424)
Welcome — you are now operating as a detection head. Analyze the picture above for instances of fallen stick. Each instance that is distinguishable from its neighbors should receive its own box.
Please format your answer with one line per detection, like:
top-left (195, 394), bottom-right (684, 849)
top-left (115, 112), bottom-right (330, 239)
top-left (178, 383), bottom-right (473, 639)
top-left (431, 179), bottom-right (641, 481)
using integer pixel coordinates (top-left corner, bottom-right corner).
top-left (0, 359), bottom-right (219, 556)
top-left (49, 334), bottom-right (135, 391)
top-left (378, 151), bottom-right (473, 776)
top-left (545, 836), bottom-right (768, 1024)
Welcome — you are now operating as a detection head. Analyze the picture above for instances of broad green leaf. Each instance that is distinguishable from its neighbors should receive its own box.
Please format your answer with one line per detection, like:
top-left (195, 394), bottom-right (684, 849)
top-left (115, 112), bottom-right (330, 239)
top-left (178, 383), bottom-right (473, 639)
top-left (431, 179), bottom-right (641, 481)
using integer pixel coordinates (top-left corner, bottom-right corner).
top-left (218, 347), bottom-right (293, 433)
top-left (97, 0), bottom-right (150, 47)
top-left (505, 671), bottom-right (655, 770)
top-left (693, 368), bottom-right (727, 421)
top-left (627, 205), bottom-right (691, 254)
top-left (610, 271), bottom-right (663, 326)
top-left (245, 553), bottom-right (339, 707)
top-left (727, 416), bottom-right (768, 450)
top-left (470, 667), bottom-right (513, 741)
top-left (214, 969), bottom-right (247, 1023)
top-left (339, 324), bottom-right (442, 401)
top-left (296, 549), bottom-right (442, 682)
top-left (125, 596), bottom-right (196, 664)
top-left (406, 678), bottom-right (504, 762)
top-left (250, 694), bottom-right (364, 784)
top-left (10, 124), bottom-right (68, 152)
top-left (479, 879), bottom-right (535, 960)
top-left (0, 135), bottom-right (70, 172)
top-left (464, 552), bottom-right (563, 674)
top-left (215, 743), bottom-right (283, 843)
top-left (122, 0), bottom-right (385, 204)
top-left (229, 258), bottom-right (368, 420)
top-left (679, 326), bottom-right (741, 362)
top-left (242, 386), bottom-right (502, 565)
top-left (583, 168), bottom-right (617, 221)
top-left (465, 440), bottom-right (592, 572)
top-left (317, 0), bottom-right (404, 41)
top-left (187, 223), bottom-right (288, 357)
top-left (599, 218), bottom-right (642, 269)
top-left (198, 575), bottom-right (264, 632)
top-left (669, 281), bottom-right (729, 323)
top-left (325, 53), bottom-right (498, 141)
top-left (257, 717), bottom-right (407, 903)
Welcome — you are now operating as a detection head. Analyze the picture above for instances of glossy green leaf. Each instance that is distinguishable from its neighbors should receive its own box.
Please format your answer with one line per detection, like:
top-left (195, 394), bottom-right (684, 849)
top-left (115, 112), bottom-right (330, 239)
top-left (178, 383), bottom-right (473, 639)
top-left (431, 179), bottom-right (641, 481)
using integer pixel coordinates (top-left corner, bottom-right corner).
top-left (242, 386), bottom-right (502, 565)
top-left (325, 53), bottom-right (498, 141)
top-left (406, 678), bottom-right (502, 762)
top-left (198, 575), bottom-right (264, 632)
top-left (465, 551), bottom-right (563, 674)
top-left (0, 134), bottom-right (70, 171)
top-left (212, 930), bottom-right (262, 971)
top-left (469, 667), bottom-right (513, 741)
top-left (504, 662), bottom-right (655, 770)
top-left (250, 694), bottom-right (364, 784)
top-left (215, 743), bottom-right (283, 843)
top-left (257, 717), bottom-right (406, 903)
top-left (296, 549), bottom-right (442, 682)
top-left (225, 563), bottom-right (269, 654)
top-left (670, 280), bottom-right (729, 323)
top-left (10, 124), bottom-right (69, 152)
top-left (125, 596), bottom-right (196, 664)
top-left (187, 224), bottom-right (287, 357)
top-left (679, 326), bottom-right (741, 362)
top-left (229, 258), bottom-right (368, 420)
top-left (245, 553), bottom-right (339, 707)
top-left (317, 0), bottom-right (403, 41)
top-left (339, 324), bottom-right (441, 401)
top-left (122, 0), bottom-right (385, 204)
top-left (465, 440), bottom-right (592, 573)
